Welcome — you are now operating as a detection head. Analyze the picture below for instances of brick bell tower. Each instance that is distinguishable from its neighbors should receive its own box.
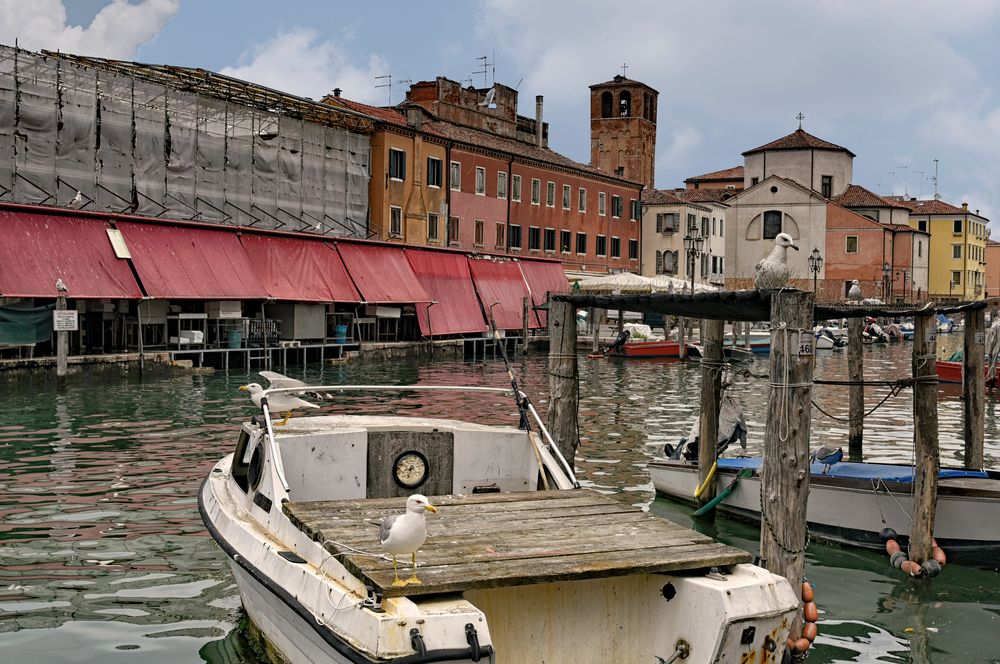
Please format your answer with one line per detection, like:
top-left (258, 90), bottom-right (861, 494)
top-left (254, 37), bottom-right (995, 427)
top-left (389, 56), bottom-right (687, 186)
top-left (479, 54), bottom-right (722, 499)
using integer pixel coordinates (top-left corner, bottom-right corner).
top-left (589, 74), bottom-right (658, 189)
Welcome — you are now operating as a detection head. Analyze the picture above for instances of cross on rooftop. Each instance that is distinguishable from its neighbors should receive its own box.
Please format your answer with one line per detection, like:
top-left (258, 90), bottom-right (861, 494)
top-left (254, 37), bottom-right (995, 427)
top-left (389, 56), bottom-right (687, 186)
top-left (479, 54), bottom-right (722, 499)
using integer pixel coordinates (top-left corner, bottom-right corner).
top-left (621, 62), bottom-right (629, 77)
top-left (796, 111), bottom-right (805, 129)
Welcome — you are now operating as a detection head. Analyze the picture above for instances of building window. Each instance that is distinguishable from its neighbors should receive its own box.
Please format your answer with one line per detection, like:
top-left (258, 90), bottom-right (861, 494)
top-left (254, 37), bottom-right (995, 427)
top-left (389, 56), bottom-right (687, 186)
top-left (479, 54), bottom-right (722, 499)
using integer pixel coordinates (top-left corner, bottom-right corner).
top-left (918, 219), bottom-right (927, 232)
top-left (389, 148), bottom-right (406, 180)
top-left (628, 238), bottom-right (639, 260)
top-left (601, 91), bottom-right (613, 118)
top-left (498, 172), bottom-right (507, 199)
top-left (599, 192), bottom-right (607, 216)
top-left (619, 90), bottom-right (631, 117)
top-left (596, 234), bottom-right (607, 257)
top-left (531, 178), bottom-right (541, 205)
top-left (496, 222), bottom-right (506, 248)
top-left (720, 219), bottom-right (724, 237)
top-left (821, 175), bottom-right (833, 198)
top-left (475, 167), bottom-right (486, 195)
top-left (611, 236), bottom-right (621, 258)
top-left (712, 218), bottom-right (716, 236)
top-left (954, 219), bottom-right (963, 234)
top-left (576, 232), bottom-right (588, 255)
top-left (630, 200), bottom-right (640, 221)
top-left (701, 216), bottom-right (709, 237)
top-left (546, 181), bottom-right (556, 207)
top-left (562, 184), bottom-right (571, 210)
top-left (763, 210), bottom-right (782, 239)
top-left (953, 244), bottom-right (962, 259)
top-left (701, 254), bottom-right (709, 278)
top-left (952, 271), bottom-right (962, 286)
top-left (427, 157), bottom-right (442, 187)
top-left (611, 195), bottom-right (623, 218)
top-left (527, 226), bottom-right (542, 251)
top-left (918, 240), bottom-right (922, 257)
top-left (846, 236), bottom-right (858, 253)
top-left (657, 249), bottom-right (678, 274)
top-left (686, 213), bottom-right (697, 233)
top-left (751, 177), bottom-right (759, 186)
top-left (512, 175), bottom-right (521, 201)
top-left (475, 219), bottom-right (485, 246)
top-left (560, 229), bottom-right (572, 253)
top-left (657, 213), bottom-right (679, 233)
top-left (544, 227), bottom-right (556, 252)
top-left (450, 161), bottom-right (461, 190)
top-left (447, 216), bottom-right (459, 245)
top-left (509, 224), bottom-right (522, 249)
top-left (389, 206), bottom-right (402, 237)
top-left (579, 188), bottom-right (587, 212)
top-left (427, 213), bottom-right (439, 241)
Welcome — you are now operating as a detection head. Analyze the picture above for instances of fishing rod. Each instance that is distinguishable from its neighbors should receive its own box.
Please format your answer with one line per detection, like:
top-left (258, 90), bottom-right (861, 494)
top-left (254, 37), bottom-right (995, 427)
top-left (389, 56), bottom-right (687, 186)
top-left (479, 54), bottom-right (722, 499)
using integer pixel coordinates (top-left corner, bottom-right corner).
top-left (488, 301), bottom-right (531, 431)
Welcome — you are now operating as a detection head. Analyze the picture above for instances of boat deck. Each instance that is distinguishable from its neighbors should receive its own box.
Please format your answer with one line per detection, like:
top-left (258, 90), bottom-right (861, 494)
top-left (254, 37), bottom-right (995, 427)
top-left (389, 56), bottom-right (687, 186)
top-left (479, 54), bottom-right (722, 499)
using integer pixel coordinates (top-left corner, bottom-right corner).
top-left (283, 490), bottom-right (751, 598)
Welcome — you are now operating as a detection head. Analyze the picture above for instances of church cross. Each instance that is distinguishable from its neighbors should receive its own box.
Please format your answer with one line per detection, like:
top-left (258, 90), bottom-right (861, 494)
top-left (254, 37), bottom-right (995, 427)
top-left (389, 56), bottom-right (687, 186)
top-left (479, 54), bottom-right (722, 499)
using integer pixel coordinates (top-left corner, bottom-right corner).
top-left (621, 62), bottom-right (629, 77)
top-left (796, 111), bottom-right (805, 129)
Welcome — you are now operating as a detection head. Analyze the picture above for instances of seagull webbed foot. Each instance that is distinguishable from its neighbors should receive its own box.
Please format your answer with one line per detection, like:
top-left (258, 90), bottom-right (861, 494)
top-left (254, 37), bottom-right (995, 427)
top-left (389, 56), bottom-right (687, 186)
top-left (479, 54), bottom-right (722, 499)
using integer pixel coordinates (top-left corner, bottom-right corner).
top-left (405, 575), bottom-right (422, 585)
top-left (391, 577), bottom-right (409, 587)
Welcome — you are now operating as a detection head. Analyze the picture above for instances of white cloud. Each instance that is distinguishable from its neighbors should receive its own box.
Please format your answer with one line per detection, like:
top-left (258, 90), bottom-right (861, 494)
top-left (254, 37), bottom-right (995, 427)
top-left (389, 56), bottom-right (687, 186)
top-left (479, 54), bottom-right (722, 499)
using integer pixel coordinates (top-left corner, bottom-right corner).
top-left (657, 126), bottom-right (702, 176)
top-left (220, 27), bottom-right (388, 104)
top-left (0, 0), bottom-right (179, 58)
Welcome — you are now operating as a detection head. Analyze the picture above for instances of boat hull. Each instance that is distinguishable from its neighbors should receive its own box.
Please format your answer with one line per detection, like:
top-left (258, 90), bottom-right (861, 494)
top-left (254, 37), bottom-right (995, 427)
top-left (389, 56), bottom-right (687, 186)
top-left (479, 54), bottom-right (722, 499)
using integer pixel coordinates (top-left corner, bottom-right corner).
top-left (608, 340), bottom-right (683, 357)
top-left (935, 360), bottom-right (996, 385)
top-left (650, 460), bottom-right (1000, 566)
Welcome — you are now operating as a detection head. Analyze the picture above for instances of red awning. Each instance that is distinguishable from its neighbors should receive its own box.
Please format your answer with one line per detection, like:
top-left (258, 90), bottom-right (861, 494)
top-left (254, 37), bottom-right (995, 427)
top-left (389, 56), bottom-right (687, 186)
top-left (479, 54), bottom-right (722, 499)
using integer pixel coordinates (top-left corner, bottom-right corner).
top-left (467, 259), bottom-right (534, 330)
top-left (335, 243), bottom-right (430, 304)
top-left (239, 234), bottom-right (360, 302)
top-left (519, 259), bottom-right (569, 327)
top-left (0, 209), bottom-right (142, 299)
top-left (405, 249), bottom-right (487, 336)
top-left (117, 222), bottom-right (267, 299)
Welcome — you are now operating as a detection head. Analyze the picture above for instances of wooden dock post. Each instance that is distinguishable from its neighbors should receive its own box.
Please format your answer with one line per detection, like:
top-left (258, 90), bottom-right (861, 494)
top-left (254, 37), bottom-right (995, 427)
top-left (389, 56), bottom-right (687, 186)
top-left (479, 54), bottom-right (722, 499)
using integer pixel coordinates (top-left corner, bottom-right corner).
top-left (521, 296), bottom-right (530, 353)
top-left (548, 299), bottom-right (579, 469)
top-left (55, 291), bottom-right (68, 381)
top-left (847, 316), bottom-right (864, 462)
top-left (910, 312), bottom-right (940, 564)
top-left (760, 290), bottom-right (814, 635)
top-left (696, 318), bottom-right (724, 514)
top-left (678, 317), bottom-right (686, 358)
top-left (590, 307), bottom-right (601, 354)
top-left (963, 307), bottom-right (985, 470)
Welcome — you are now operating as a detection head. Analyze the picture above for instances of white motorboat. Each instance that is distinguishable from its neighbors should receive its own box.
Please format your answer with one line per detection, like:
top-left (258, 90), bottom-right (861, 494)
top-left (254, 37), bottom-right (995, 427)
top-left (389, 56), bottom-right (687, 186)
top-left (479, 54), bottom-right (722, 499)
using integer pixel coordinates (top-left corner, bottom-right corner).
top-left (200, 384), bottom-right (801, 664)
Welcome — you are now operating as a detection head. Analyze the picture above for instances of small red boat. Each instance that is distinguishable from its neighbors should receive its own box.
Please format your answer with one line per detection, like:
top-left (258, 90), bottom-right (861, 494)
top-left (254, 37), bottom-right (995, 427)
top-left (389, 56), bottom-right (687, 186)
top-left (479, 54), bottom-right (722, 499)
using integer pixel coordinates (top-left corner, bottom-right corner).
top-left (935, 359), bottom-right (997, 386)
top-left (607, 339), bottom-right (684, 358)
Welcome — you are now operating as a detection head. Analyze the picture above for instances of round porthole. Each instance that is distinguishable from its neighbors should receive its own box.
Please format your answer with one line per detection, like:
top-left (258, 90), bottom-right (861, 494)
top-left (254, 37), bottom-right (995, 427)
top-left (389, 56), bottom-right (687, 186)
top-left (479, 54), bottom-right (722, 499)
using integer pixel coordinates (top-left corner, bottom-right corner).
top-left (248, 443), bottom-right (265, 491)
top-left (393, 450), bottom-right (429, 489)
top-left (770, 185), bottom-right (778, 193)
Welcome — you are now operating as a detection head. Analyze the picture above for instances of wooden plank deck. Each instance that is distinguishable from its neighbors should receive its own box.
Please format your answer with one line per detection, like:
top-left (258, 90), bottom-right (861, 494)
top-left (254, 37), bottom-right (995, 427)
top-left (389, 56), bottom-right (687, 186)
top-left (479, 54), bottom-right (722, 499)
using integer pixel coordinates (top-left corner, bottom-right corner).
top-left (283, 490), bottom-right (751, 598)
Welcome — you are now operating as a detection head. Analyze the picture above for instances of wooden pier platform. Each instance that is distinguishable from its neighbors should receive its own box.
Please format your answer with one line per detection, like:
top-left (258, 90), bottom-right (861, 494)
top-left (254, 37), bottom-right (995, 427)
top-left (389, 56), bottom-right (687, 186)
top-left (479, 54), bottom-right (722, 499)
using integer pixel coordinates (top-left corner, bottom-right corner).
top-left (284, 490), bottom-right (751, 598)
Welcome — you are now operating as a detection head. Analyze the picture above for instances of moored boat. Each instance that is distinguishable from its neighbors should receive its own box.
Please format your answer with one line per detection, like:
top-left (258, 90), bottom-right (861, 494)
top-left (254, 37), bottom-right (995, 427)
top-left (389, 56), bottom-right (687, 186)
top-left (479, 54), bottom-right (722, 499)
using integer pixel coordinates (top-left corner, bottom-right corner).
top-left (201, 383), bottom-right (801, 664)
top-left (606, 338), bottom-right (684, 358)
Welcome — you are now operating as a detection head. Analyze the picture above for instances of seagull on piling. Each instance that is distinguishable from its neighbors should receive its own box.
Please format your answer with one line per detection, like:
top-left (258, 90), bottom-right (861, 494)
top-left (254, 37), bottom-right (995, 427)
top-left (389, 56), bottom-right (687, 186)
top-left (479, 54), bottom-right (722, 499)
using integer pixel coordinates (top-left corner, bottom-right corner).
top-left (847, 280), bottom-right (863, 302)
top-left (379, 494), bottom-right (438, 587)
top-left (239, 371), bottom-right (323, 425)
top-left (753, 232), bottom-right (800, 290)
top-left (810, 446), bottom-right (844, 474)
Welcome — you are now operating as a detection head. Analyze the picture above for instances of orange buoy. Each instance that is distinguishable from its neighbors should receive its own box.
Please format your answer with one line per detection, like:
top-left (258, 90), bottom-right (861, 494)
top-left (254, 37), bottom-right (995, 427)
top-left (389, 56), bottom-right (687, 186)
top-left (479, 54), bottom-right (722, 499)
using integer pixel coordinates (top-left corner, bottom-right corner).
top-left (586, 353), bottom-right (603, 359)
top-left (932, 546), bottom-right (947, 565)
top-left (787, 638), bottom-right (796, 653)
top-left (801, 581), bottom-right (814, 602)
top-left (885, 539), bottom-right (900, 555)
top-left (901, 560), bottom-right (921, 576)
top-left (794, 637), bottom-right (812, 653)
top-left (803, 601), bottom-right (819, 623)
top-left (802, 621), bottom-right (818, 642)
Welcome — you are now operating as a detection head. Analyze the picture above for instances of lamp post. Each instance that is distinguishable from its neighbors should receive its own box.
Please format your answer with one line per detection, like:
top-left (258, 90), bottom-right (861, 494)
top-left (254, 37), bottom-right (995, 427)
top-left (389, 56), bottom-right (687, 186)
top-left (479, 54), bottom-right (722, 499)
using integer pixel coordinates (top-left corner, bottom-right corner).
top-left (807, 247), bottom-right (824, 296)
top-left (895, 270), bottom-right (910, 302)
top-left (882, 262), bottom-right (891, 300)
top-left (683, 232), bottom-right (704, 293)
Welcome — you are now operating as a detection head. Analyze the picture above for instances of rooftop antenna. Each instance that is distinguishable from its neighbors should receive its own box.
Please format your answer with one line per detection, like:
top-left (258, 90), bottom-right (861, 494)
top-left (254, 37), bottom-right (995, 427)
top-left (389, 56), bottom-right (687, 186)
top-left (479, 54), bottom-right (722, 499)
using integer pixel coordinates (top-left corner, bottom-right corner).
top-left (912, 170), bottom-right (925, 199)
top-left (374, 74), bottom-right (392, 105)
top-left (795, 111), bottom-right (805, 129)
top-left (898, 165), bottom-right (909, 198)
top-left (474, 55), bottom-right (493, 88)
top-left (395, 78), bottom-right (411, 103)
top-left (932, 159), bottom-right (940, 199)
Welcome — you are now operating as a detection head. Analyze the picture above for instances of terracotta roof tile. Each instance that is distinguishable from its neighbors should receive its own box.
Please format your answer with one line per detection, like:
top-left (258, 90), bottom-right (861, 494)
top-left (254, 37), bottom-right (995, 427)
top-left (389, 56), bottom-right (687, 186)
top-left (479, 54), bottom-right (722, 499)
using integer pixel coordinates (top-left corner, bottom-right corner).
top-left (832, 184), bottom-right (911, 209)
top-left (589, 75), bottom-right (657, 92)
top-left (641, 189), bottom-right (712, 210)
top-left (668, 189), bottom-right (734, 204)
top-left (888, 197), bottom-right (967, 215)
top-left (684, 165), bottom-right (743, 183)
top-left (322, 96), bottom-right (446, 136)
top-left (742, 128), bottom-right (855, 157)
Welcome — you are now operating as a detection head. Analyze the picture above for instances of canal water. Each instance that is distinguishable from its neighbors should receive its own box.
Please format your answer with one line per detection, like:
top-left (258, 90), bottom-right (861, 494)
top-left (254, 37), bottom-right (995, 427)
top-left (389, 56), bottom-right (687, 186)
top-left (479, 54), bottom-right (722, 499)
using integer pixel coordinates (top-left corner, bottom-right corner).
top-left (2, 336), bottom-right (998, 663)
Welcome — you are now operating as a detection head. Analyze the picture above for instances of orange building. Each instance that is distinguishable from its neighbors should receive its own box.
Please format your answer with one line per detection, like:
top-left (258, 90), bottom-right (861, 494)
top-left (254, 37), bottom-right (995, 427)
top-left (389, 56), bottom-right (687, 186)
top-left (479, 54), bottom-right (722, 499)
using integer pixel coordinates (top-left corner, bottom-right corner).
top-left (986, 240), bottom-right (1000, 299)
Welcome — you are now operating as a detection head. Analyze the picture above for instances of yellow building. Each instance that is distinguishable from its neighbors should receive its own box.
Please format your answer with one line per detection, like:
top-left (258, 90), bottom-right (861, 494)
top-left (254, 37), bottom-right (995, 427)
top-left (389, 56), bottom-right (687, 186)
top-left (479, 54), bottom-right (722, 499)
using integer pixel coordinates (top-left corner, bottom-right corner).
top-left (895, 198), bottom-right (988, 301)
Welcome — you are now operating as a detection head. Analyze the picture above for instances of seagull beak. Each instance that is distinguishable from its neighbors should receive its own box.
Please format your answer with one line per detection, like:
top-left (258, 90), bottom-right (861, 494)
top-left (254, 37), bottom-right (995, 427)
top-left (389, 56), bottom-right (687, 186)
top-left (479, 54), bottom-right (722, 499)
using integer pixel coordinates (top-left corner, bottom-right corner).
top-left (239, 385), bottom-right (249, 391)
top-left (424, 504), bottom-right (438, 513)
top-left (791, 244), bottom-right (800, 251)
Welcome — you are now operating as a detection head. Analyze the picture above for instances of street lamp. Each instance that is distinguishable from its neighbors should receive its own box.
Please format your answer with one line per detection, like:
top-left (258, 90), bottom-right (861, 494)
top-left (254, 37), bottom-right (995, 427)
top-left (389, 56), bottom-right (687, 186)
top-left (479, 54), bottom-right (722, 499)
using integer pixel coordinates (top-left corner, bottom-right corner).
top-left (895, 270), bottom-right (910, 302)
top-left (683, 232), bottom-right (704, 293)
top-left (807, 247), bottom-right (824, 295)
top-left (881, 262), bottom-right (891, 300)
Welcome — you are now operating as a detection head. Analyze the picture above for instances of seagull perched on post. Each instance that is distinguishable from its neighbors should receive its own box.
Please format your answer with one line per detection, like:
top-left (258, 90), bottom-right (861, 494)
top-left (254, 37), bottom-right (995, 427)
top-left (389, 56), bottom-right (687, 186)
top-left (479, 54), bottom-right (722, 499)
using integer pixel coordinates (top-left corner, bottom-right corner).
top-left (379, 494), bottom-right (437, 587)
top-left (239, 371), bottom-right (324, 425)
top-left (55, 278), bottom-right (68, 293)
top-left (847, 279), bottom-right (863, 302)
top-left (754, 232), bottom-right (799, 290)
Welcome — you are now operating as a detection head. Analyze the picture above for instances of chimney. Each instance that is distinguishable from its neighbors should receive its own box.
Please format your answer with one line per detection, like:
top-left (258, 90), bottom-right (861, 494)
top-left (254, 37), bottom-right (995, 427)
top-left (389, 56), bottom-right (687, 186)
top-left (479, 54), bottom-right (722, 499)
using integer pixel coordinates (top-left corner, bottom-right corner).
top-left (962, 202), bottom-right (969, 211)
top-left (333, 88), bottom-right (342, 98)
top-left (535, 95), bottom-right (544, 148)
top-left (406, 107), bottom-right (423, 130)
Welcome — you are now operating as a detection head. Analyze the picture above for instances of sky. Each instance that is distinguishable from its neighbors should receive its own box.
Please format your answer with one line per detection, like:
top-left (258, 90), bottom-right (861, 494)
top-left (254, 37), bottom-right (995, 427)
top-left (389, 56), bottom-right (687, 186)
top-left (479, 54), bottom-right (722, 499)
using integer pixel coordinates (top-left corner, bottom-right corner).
top-left (3, 0), bottom-right (1000, 226)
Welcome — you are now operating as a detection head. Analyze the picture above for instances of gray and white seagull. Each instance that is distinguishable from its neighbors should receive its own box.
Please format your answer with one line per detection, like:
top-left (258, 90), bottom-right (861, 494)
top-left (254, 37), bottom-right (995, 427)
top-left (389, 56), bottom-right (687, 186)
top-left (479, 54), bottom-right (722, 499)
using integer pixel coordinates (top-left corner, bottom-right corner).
top-left (379, 494), bottom-right (437, 587)
top-left (239, 370), bottom-right (324, 425)
top-left (754, 232), bottom-right (800, 290)
top-left (847, 279), bottom-right (863, 302)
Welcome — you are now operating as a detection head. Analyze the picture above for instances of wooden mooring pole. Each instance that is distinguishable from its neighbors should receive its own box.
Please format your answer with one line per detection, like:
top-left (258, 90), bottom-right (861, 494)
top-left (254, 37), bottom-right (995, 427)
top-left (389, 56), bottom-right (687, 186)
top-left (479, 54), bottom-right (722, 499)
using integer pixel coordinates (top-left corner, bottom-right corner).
top-left (696, 318), bottom-right (724, 515)
top-left (847, 316), bottom-right (864, 461)
top-left (760, 290), bottom-right (814, 638)
top-left (548, 299), bottom-right (579, 470)
top-left (56, 291), bottom-right (68, 382)
top-left (963, 307), bottom-right (985, 470)
top-left (521, 296), bottom-right (530, 353)
top-left (910, 312), bottom-right (939, 564)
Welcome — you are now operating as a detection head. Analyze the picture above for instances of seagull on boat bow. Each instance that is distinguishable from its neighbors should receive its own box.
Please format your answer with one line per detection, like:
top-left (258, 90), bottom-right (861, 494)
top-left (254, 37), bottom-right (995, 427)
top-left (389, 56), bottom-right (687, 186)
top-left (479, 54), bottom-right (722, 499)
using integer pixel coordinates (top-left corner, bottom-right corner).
top-left (810, 446), bottom-right (844, 474)
top-left (753, 233), bottom-right (799, 290)
top-left (379, 495), bottom-right (438, 587)
top-left (239, 371), bottom-right (324, 425)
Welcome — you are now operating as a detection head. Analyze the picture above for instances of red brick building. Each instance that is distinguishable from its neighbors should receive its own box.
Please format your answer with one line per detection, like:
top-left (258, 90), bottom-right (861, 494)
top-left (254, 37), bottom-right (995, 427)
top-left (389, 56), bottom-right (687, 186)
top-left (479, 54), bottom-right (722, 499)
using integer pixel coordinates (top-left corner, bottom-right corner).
top-left (683, 166), bottom-right (744, 192)
top-left (590, 76), bottom-right (658, 190)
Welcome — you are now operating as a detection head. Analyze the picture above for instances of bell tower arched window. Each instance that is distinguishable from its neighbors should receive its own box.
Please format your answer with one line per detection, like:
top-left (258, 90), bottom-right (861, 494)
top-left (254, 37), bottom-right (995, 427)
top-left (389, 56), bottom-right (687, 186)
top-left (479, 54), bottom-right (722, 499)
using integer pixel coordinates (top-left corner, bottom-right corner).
top-left (619, 90), bottom-right (632, 117)
top-left (601, 91), bottom-right (613, 118)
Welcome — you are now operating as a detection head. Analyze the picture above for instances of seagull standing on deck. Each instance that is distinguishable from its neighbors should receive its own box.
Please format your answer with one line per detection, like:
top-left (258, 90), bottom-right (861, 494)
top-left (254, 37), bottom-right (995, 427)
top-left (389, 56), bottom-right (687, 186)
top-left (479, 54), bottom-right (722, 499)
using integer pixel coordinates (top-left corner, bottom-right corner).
top-left (380, 495), bottom-right (437, 587)
top-left (239, 371), bottom-right (322, 425)
top-left (754, 232), bottom-right (800, 290)
top-left (847, 280), bottom-right (863, 302)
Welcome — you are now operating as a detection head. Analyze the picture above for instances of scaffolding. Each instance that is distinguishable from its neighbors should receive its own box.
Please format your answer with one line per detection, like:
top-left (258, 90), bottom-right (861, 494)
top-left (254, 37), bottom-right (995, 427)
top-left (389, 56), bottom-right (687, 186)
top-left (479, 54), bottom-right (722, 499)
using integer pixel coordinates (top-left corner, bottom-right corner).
top-left (0, 45), bottom-right (374, 236)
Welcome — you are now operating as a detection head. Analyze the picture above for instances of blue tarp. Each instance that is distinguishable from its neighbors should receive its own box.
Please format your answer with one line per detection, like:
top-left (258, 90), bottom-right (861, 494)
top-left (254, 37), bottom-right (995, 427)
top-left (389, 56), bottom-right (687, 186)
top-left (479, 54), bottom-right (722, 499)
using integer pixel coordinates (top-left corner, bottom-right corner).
top-left (717, 457), bottom-right (988, 483)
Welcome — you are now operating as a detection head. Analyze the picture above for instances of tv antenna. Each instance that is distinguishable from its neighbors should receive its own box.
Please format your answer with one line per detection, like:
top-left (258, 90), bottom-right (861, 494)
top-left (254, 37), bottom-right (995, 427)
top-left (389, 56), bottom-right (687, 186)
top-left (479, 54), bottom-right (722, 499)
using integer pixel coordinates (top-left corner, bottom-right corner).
top-left (474, 51), bottom-right (495, 88)
top-left (898, 165), bottom-right (908, 198)
top-left (374, 75), bottom-right (412, 104)
top-left (884, 170), bottom-right (895, 195)
top-left (912, 170), bottom-right (925, 199)
top-left (932, 159), bottom-right (940, 199)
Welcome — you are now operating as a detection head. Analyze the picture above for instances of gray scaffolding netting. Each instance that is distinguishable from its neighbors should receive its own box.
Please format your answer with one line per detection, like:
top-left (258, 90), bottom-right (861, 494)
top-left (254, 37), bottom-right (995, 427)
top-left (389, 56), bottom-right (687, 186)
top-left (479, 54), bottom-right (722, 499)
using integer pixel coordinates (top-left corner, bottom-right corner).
top-left (553, 290), bottom-right (991, 323)
top-left (0, 45), bottom-right (371, 237)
